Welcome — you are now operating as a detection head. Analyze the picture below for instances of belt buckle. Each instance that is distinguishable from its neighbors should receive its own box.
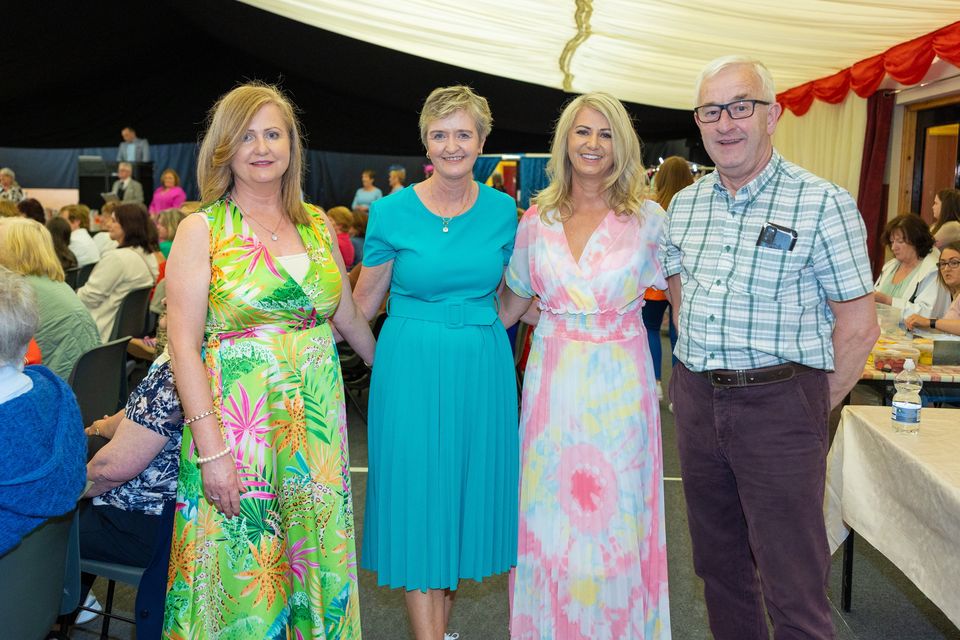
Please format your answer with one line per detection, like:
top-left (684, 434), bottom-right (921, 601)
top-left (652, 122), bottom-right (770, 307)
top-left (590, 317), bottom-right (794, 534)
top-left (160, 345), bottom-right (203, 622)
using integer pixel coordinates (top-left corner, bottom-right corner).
top-left (445, 302), bottom-right (464, 328)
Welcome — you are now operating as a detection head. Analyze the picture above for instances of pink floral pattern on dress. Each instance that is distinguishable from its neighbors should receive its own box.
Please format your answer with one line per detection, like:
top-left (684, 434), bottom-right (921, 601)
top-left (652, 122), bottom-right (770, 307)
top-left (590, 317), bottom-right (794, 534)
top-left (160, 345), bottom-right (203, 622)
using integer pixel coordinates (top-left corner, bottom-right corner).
top-left (506, 202), bottom-right (672, 639)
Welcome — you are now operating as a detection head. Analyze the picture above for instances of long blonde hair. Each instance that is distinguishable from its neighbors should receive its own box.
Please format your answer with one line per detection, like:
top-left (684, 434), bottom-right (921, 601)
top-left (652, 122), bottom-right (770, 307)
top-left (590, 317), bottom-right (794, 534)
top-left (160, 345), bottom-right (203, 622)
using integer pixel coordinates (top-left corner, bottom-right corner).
top-left (196, 82), bottom-right (310, 225)
top-left (535, 92), bottom-right (647, 223)
top-left (0, 217), bottom-right (65, 282)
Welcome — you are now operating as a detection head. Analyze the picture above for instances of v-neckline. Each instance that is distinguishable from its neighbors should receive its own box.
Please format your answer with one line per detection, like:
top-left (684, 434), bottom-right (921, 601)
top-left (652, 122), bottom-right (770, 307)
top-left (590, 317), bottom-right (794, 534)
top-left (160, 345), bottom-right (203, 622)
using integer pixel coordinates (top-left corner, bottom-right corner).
top-left (562, 210), bottom-right (610, 267)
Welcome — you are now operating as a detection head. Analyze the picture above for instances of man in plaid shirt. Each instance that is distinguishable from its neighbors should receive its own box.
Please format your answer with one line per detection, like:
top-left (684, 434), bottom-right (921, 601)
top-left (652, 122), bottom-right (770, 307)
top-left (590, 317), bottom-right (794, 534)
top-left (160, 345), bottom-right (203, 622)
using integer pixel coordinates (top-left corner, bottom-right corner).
top-left (661, 55), bottom-right (879, 639)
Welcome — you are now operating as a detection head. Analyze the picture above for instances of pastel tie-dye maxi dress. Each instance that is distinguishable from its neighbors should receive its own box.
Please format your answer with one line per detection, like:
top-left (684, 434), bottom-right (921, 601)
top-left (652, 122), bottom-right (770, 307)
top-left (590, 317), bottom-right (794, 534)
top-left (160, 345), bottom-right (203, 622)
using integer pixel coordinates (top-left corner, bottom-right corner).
top-left (162, 199), bottom-right (361, 639)
top-left (506, 201), bottom-right (671, 639)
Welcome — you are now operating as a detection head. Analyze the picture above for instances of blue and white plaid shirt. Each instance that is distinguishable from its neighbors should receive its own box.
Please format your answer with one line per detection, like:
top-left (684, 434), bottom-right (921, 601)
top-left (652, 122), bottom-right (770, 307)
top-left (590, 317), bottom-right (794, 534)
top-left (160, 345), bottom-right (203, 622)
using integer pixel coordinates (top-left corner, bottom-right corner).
top-left (660, 151), bottom-right (873, 372)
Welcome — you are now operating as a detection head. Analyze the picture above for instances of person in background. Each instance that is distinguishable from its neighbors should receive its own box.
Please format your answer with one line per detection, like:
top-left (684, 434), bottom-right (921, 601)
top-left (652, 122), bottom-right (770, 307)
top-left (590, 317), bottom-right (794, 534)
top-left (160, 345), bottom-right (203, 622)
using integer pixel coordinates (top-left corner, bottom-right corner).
top-left (17, 197), bottom-right (45, 223)
top-left (490, 171), bottom-right (506, 192)
top-left (77, 359), bottom-right (182, 623)
top-left (60, 204), bottom-right (101, 267)
top-left (0, 265), bottom-right (86, 555)
top-left (0, 167), bottom-right (25, 203)
top-left (930, 188), bottom-right (960, 249)
top-left (46, 217), bottom-right (78, 272)
top-left (164, 82), bottom-right (373, 638)
top-left (499, 92), bottom-right (671, 638)
top-left (354, 85), bottom-right (518, 640)
top-left (78, 203), bottom-right (159, 341)
top-left (350, 208), bottom-right (367, 267)
top-left (388, 166), bottom-right (406, 194)
top-left (352, 168), bottom-right (383, 213)
top-left (644, 155), bottom-right (692, 401)
top-left (93, 201), bottom-right (120, 254)
top-left (905, 240), bottom-right (960, 335)
top-left (155, 208), bottom-right (185, 259)
top-left (0, 200), bottom-right (20, 218)
top-left (116, 126), bottom-right (150, 163)
top-left (875, 213), bottom-right (951, 321)
top-left (111, 162), bottom-right (144, 204)
top-left (149, 168), bottom-right (187, 214)
top-left (662, 55), bottom-right (879, 640)
top-left (326, 205), bottom-right (357, 268)
top-left (0, 218), bottom-right (100, 380)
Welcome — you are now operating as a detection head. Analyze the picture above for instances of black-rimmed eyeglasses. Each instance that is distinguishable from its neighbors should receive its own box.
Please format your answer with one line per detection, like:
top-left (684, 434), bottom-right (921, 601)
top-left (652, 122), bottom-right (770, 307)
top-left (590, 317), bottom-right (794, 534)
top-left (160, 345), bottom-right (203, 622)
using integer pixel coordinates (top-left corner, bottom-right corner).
top-left (938, 258), bottom-right (960, 270)
top-left (694, 100), bottom-right (771, 124)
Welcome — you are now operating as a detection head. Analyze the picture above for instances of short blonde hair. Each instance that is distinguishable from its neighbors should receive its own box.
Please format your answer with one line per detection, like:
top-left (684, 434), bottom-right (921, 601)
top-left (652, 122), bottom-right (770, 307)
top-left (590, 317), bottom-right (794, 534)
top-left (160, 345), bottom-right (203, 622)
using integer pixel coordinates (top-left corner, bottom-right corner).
top-left (536, 92), bottom-right (647, 223)
top-left (156, 208), bottom-right (186, 242)
top-left (0, 200), bottom-right (19, 218)
top-left (389, 168), bottom-right (406, 184)
top-left (197, 82), bottom-right (309, 225)
top-left (326, 206), bottom-right (353, 231)
top-left (60, 204), bottom-right (91, 230)
top-left (0, 217), bottom-right (66, 282)
top-left (419, 85), bottom-right (493, 147)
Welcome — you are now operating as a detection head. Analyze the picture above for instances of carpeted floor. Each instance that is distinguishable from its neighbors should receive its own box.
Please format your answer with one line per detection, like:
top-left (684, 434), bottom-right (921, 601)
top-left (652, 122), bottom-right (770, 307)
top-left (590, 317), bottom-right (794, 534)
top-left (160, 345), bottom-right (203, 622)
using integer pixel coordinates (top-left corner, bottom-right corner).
top-left (69, 336), bottom-right (960, 639)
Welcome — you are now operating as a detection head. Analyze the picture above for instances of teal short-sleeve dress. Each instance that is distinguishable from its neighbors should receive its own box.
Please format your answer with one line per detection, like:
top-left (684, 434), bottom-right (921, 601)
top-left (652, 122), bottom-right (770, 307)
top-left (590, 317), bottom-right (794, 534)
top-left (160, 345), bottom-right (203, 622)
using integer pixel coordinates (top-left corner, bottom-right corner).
top-left (361, 182), bottom-right (519, 591)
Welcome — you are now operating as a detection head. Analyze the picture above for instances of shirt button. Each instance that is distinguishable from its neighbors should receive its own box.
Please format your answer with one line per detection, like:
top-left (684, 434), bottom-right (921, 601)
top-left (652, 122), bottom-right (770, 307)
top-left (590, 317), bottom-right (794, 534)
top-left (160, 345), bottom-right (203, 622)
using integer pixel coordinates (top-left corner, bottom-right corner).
top-left (715, 279), bottom-right (721, 285)
top-left (709, 314), bottom-right (715, 321)
top-left (709, 352), bottom-right (716, 359)
top-left (724, 245), bottom-right (731, 252)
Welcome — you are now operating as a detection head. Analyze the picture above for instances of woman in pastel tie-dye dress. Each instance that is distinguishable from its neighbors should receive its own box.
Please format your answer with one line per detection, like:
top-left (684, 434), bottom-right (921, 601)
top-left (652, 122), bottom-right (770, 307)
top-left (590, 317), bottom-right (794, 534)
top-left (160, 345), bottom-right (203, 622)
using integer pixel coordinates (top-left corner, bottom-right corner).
top-left (501, 93), bottom-right (671, 639)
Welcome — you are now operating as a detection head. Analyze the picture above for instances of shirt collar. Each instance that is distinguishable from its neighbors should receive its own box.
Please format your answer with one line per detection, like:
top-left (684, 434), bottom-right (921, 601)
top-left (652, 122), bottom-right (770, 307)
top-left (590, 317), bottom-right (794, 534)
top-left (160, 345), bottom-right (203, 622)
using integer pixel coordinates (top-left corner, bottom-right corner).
top-left (712, 149), bottom-right (782, 204)
top-left (0, 363), bottom-right (32, 404)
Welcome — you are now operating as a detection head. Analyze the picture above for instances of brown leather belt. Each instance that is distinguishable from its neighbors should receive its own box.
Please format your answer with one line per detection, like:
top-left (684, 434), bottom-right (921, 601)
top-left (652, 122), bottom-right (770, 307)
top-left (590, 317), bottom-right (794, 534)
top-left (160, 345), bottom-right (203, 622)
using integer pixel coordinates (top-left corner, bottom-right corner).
top-left (699, 362), bottom-right (813, 388)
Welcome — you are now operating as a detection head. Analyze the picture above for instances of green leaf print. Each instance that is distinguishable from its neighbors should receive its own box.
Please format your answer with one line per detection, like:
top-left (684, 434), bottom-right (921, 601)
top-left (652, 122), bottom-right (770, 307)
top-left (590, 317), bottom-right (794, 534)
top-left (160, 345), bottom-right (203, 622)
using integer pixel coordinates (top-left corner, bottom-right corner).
top-left (255, 278), bottom-right (312, 311)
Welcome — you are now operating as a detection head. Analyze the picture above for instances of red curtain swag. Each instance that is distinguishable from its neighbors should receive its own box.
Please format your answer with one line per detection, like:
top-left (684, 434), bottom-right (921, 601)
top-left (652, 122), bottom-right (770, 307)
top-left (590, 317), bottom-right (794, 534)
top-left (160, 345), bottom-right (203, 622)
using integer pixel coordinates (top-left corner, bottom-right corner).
top-left (778, 22), bottom-right (960, 116)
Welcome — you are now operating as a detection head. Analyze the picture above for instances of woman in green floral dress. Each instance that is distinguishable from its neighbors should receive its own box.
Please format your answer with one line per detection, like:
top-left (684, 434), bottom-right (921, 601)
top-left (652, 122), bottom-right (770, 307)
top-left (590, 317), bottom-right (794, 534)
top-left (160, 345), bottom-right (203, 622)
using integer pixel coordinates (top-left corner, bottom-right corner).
top-left (163, 83), bottom-right (375, 639)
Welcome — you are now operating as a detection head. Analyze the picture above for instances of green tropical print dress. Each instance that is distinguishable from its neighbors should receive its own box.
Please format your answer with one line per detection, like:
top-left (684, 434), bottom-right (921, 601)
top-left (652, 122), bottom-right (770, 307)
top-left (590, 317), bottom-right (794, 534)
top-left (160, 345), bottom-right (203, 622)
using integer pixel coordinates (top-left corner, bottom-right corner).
top-left (163, 198), bottom-right (361, 639)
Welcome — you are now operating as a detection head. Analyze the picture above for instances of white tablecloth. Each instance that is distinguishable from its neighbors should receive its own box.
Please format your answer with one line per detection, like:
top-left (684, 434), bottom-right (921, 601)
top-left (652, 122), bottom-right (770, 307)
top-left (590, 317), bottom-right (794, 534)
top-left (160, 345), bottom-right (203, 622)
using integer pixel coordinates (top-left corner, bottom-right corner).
top-left (825, 405), bottom-right (960, 626)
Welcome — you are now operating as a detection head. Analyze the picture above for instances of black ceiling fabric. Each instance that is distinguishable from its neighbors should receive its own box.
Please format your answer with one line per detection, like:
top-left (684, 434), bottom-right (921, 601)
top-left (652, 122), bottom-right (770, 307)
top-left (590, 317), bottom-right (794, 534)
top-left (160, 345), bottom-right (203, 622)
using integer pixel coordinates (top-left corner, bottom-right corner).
top-left (2, 0), bottom-right (698, 156)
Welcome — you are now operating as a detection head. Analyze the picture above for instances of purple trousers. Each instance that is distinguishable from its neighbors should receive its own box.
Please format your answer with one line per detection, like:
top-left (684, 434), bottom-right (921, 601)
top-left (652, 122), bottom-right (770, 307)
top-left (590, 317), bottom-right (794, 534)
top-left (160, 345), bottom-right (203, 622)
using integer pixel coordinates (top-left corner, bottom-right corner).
top-left (670, 362), bottom-right (834, 640)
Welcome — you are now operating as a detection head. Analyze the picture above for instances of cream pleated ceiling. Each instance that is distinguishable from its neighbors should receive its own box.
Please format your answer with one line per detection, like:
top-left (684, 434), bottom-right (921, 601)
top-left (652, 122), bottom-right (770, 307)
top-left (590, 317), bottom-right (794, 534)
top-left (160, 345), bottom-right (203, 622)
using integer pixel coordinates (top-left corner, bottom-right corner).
top-left (239, 0), bottom-right (957, 110)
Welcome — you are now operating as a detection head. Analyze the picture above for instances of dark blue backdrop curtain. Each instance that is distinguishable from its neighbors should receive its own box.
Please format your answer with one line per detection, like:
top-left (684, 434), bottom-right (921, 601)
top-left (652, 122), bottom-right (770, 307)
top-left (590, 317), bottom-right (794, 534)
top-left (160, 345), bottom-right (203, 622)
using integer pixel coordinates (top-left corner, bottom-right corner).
top-left (472, 155), bottom-right (501, 184)
top-left (518, 156), bottom-right (549, 209)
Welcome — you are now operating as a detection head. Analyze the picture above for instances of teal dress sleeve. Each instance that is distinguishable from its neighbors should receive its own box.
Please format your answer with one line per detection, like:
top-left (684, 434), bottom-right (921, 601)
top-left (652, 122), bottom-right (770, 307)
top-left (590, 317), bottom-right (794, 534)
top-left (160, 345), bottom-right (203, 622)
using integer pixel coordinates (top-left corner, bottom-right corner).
top-left (362, 199), bottom-right (396, 267)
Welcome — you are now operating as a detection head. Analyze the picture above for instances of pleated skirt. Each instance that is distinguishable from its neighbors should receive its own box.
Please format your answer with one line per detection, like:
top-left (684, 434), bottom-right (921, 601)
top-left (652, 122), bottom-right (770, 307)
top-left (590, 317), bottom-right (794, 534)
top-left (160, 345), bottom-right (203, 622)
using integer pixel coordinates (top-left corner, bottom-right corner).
top-left (361, 315), bottom-right (519, 591)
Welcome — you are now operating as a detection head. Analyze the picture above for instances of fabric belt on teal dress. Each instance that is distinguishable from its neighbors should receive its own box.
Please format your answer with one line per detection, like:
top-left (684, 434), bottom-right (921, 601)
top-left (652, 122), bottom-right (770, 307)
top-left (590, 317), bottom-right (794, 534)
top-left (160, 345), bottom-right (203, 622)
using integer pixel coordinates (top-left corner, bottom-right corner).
top-left (387, 293), bottom-right (499, 328)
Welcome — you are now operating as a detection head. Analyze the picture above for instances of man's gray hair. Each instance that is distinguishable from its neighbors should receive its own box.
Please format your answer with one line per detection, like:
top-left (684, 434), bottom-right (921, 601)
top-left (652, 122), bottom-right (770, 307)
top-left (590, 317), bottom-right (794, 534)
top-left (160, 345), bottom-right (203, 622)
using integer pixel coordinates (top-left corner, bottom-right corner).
top-left (118, 161), bottom-right (133, 171)
top-left (694, 55), bottom-right (777, 107)
top-left (0, 266), bottom-right (38, 367)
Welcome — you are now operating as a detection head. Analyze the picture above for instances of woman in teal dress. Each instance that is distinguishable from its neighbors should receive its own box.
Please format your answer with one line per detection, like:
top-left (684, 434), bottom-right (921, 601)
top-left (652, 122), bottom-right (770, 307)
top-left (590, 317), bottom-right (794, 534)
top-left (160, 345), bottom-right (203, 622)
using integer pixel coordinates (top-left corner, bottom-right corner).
top-left (353, 85), bottom-right (519, 640)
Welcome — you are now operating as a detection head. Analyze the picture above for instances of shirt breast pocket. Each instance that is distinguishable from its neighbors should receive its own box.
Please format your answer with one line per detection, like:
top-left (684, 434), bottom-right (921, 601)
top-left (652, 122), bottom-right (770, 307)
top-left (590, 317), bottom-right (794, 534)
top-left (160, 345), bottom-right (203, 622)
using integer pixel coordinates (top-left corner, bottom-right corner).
top-left (729, 245), bottom-right (802, 300)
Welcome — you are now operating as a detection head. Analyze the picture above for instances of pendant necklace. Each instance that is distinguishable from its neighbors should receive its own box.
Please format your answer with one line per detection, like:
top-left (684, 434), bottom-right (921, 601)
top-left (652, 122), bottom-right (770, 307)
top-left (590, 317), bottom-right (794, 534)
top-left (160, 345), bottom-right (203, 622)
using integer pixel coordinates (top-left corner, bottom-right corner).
top-left (232, 195), bottom-right (283, 241)
top-left (432, 181), bottom-right (474, 233)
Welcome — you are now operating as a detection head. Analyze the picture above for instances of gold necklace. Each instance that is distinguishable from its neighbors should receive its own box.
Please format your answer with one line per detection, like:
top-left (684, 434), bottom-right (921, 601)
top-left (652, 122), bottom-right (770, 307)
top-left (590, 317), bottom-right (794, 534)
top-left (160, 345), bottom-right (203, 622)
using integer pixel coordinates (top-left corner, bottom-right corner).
top-left (431, 181), bottom-right (474, 233)
top-left (231, 195), bottom-right (284, 241)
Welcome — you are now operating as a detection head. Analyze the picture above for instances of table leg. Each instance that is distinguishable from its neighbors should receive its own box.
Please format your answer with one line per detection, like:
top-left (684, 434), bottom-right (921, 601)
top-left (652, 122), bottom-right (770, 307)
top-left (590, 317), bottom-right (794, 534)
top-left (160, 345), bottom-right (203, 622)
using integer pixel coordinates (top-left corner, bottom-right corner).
top-left (842, 529), bottom-right (855, 611)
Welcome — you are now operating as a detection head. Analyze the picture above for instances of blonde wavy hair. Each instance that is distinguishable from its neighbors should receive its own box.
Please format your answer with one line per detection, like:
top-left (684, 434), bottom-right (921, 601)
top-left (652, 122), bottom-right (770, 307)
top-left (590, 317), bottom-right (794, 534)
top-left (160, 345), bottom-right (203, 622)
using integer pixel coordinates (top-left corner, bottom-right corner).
top-left (0, 217), bottom-right (65, 282)
top-left (196, 82), bottom-right (310, 225)
top-left (535, 92), bottom-right (647, 223)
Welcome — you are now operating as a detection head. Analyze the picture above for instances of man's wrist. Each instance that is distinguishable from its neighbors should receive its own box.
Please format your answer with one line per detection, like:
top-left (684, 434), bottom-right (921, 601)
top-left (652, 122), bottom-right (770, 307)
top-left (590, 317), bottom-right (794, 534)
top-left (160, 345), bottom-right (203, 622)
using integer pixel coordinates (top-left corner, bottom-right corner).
top-left (930, 318), bottom-right (937, 329)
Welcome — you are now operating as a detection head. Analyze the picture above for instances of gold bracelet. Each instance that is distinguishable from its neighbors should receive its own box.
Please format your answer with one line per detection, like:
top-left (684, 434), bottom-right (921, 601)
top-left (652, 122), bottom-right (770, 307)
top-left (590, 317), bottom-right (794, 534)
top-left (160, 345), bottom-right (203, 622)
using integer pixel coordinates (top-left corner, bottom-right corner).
top-left (184, 409), bottom-right (216, 425)
top-left (196, 444), bottom-right (232, 465)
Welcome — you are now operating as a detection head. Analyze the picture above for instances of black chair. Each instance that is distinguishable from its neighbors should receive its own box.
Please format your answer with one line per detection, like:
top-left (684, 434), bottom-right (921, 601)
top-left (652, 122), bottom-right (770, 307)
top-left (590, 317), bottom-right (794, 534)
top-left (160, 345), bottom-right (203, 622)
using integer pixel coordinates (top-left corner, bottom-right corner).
top-left (64, 267), bottom-right (82, 290)
top-left (76, 263), bottom-right (95, 289)
top-left (109, 286), bottom-right (153, 342)
top-left (0, 510), bottom-right (76, 640)
top-left (68, 338), bottom-right (132, 426)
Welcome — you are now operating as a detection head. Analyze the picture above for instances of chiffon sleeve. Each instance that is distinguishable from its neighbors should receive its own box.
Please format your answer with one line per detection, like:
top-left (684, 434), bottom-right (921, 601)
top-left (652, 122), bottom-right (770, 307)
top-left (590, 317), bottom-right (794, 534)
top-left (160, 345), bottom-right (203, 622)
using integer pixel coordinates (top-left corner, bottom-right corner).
top-left (505, 206), bottom-right (538, 298)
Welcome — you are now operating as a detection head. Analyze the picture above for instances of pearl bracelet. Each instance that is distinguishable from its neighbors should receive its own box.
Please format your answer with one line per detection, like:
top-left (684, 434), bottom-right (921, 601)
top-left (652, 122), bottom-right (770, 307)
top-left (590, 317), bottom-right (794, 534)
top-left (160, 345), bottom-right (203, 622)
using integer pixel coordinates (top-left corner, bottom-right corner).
top-left (184, 409), bottom-right (216, 425)
top-left (196, 445), bottom-right (232, 465)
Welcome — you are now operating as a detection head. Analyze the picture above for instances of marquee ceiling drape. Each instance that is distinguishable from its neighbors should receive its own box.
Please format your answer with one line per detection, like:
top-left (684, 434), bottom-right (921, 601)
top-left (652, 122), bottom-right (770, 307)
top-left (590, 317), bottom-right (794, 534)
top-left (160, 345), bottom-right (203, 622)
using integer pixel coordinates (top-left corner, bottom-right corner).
top-left (242, 0), bottom-right (958, 110)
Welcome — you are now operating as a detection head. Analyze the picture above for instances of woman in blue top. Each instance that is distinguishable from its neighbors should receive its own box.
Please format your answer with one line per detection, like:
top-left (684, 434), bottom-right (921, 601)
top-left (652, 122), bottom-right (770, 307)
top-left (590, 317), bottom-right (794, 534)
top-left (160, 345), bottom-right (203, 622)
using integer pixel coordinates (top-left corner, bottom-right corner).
top-left (354, 85), bottom-right (519, 640)
top-left (351, 168), bottom-right (383, 213)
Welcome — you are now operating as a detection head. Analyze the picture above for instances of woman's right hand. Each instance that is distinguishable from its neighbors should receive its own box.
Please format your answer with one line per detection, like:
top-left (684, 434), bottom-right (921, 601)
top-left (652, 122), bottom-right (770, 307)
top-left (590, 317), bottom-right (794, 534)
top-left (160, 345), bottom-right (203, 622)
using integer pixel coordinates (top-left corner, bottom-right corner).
top-left (200, 452), bottom-right (243, 518)
top-left (904, 313), bottom-right (930, 331)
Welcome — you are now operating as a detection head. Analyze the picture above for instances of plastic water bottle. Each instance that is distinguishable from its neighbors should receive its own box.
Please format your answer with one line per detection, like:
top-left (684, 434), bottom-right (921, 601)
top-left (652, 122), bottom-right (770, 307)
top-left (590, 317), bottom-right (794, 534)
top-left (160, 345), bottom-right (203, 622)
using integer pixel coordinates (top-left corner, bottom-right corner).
top-left (891, 358), bottom-right (922, 434)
